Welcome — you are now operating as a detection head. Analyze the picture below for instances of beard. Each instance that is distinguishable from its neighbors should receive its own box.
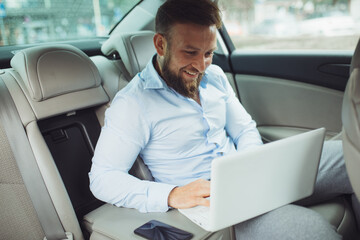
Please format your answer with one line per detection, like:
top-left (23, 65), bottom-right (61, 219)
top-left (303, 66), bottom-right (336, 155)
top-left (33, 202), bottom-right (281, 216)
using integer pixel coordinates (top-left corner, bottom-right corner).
top-left (161, 52), bottom-right (203, 99)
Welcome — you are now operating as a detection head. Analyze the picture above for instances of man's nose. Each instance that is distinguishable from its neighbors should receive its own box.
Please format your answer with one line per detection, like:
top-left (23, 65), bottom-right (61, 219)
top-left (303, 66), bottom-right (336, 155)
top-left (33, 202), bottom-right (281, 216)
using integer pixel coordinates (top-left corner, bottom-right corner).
top-left (192, 55), bottom-right (207, 73)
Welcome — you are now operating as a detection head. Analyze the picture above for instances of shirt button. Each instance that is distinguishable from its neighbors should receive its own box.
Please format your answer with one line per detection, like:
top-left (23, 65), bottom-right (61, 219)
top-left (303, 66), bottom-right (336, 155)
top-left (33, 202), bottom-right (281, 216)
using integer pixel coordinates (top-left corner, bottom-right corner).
top-left (216, 151), bottom-right (224, 156)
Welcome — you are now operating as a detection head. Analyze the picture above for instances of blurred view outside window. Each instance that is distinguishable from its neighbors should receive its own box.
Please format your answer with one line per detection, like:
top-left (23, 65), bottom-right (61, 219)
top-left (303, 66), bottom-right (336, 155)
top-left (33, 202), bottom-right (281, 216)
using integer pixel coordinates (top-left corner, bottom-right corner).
top-left (220, 0), bottom-right (360, 50)
top-left (0, 0), bottom-right (141, 46)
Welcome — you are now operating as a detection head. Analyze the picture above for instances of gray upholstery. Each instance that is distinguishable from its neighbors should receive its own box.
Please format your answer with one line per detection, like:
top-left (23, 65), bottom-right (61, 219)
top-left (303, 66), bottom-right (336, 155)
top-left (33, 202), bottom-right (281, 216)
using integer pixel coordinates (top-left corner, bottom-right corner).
top-left (11, 44), bottom-right (102, 101)
top-left (91, 56), bottom-right (130, 102)
top-left (83, 204), bottom-right (234, 240)
top-left (309, 196), bottom-right (359, 239)
top-left (0, 74), bottom-right (82, 239)
top-left (350, 39), bottom-right (360, 74)
top-left (0, 121), bottom-right (45, 240)
top-left (101, 31), bottom-right (156, 78)
top-left (129, 156), bottom-right (154, 181)
top-left (4, 44), bottom-right (113, 240)
top-left (10, 44), bottom-right (109, 119)
top-left (342, 38), bottom-right (360, 199)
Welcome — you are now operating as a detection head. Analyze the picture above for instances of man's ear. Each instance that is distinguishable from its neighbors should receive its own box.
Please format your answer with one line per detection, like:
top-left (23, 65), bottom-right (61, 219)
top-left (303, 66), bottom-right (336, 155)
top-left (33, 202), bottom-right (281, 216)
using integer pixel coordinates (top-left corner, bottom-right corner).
top-left (153, 33), bottom-right (166, 57)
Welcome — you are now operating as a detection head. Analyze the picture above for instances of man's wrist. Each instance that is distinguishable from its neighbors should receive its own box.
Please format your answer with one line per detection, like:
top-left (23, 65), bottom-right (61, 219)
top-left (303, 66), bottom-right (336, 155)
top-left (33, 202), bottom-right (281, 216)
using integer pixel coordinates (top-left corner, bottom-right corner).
top-left (167, 186), bottom-right (179, 208)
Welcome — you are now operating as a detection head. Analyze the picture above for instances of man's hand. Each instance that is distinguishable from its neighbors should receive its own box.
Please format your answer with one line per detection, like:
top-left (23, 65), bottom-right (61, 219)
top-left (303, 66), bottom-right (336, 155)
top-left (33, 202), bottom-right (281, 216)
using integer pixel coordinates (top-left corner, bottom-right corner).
top-left (168, 179), bottom-right (210, 209)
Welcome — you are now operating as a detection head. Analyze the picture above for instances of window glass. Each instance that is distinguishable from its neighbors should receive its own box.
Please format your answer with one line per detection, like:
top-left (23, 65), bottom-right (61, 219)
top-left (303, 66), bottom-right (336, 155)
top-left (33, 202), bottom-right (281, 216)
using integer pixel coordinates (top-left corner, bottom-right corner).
top-left (219, 0), bottom-right (360, 50)
top-left (0, 0), bottom-right (141, 46)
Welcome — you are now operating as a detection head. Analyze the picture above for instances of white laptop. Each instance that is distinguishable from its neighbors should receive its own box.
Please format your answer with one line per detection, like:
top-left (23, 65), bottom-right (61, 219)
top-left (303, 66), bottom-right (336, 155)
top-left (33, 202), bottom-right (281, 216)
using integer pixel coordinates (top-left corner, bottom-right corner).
top-left (178, 128), bottom-right (325, 232)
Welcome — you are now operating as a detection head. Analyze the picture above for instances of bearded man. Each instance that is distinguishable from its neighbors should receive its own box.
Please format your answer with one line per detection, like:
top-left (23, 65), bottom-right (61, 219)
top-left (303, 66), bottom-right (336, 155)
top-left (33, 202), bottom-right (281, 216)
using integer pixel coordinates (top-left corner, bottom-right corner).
top-left (89, 0), bottom-right (355, 239)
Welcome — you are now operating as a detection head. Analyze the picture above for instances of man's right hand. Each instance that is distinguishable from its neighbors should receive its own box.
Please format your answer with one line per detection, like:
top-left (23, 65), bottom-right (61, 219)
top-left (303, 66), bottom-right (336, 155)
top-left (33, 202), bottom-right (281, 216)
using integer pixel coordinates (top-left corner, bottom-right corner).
top-left (167, 179), bottom-right (210, 209)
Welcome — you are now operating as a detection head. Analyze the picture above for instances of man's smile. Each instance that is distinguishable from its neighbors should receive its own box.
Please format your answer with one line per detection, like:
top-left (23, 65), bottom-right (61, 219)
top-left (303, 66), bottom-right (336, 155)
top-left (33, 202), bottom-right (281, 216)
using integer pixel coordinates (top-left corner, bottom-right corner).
top-left (183, 69), bottom-right (201, 81)
top-left (184, 70), bottom-right (197, 76)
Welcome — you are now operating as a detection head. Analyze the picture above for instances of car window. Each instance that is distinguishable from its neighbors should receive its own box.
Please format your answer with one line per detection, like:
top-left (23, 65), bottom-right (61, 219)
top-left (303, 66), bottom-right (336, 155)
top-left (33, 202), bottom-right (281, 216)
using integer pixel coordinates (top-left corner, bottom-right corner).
top-left (0, 0), bottom-right (141, 46)
top-left (219, 0), bottom-right (360, 50)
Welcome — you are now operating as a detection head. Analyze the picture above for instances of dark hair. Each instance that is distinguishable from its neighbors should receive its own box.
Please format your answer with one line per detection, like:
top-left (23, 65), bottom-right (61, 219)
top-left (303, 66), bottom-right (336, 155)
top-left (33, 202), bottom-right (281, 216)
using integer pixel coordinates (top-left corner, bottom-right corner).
top-left (155, 0), bottom-right (222, 37)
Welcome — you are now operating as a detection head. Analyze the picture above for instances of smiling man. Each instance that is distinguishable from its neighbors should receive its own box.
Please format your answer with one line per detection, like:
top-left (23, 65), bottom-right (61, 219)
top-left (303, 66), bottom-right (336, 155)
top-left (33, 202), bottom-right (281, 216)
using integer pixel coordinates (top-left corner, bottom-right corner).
top-left (154, 22), bottom-right (217, 105)
top-left (89, 0), bottom-right (354, 239)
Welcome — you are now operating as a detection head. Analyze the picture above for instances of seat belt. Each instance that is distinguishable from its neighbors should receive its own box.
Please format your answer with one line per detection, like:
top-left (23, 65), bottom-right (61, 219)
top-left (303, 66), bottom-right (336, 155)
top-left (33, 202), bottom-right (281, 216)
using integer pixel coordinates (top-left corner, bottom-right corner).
top-left (0, 76), bottom-right (68, 240)
top-left (116, 58), bottom-right (132, 81)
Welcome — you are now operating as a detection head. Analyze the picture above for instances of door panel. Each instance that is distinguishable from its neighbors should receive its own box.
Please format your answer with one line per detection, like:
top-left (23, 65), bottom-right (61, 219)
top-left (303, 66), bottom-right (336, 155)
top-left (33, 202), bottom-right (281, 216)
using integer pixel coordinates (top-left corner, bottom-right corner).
top-left (236, 74), bottom-right (343, 141)
top-left (228, 51), bottom-right (352, 141)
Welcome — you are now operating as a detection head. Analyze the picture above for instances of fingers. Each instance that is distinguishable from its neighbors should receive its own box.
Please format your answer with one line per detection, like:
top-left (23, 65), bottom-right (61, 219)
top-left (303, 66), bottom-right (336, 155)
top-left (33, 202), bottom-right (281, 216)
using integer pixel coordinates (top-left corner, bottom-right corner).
top-left (193, 179), bottom-right (210, 196)
top-left (197, 197), bottom-right (210, 207)
top-left (168, 179), bottom-right (211, 209)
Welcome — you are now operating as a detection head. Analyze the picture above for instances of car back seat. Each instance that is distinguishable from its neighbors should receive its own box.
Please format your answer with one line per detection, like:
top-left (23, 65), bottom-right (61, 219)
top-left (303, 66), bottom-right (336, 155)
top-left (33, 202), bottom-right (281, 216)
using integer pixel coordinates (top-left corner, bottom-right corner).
top-left (4, 44), bottom-right (110, 240)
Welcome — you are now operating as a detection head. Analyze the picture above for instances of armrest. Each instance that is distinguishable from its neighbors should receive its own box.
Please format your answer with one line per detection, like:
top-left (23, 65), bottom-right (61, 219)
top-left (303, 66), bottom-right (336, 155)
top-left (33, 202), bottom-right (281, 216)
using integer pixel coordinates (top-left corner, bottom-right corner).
top-left (258, 126), bottom-right (338, 143)
top-left (83, 204), bottom-right (234, 240)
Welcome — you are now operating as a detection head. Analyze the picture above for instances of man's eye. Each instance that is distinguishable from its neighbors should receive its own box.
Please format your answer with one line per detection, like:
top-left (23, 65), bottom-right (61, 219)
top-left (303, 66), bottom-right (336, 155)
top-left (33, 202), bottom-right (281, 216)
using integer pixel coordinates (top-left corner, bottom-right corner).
top-left (185, 51), bottom-right (196, 55)
top-left (205, 52), bottom-right (214, 58)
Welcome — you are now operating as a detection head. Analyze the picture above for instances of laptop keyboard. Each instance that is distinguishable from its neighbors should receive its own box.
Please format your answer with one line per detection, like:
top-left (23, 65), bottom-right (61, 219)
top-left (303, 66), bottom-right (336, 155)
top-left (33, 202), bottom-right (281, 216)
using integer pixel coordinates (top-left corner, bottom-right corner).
top-left (178, 205), bottom-right (210, 229)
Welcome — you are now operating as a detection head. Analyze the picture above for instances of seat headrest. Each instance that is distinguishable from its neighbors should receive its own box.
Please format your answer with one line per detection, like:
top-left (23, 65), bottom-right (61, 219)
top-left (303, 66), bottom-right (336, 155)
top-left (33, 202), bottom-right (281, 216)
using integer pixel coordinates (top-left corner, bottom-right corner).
top-left (350, 39), bottom-right (360, 74)
top-left (11, 44), bottom-right (102, 101)
top-left (101, 31), bottom-right (156, 78)
top-left (9, 44), bottom-right (109, 120)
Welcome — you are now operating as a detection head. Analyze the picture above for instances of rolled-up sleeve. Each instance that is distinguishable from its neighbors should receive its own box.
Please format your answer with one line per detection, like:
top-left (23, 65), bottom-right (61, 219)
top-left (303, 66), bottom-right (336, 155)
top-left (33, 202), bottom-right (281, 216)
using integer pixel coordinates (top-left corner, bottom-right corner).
top-left (89, 95), bottom-right (176, 213)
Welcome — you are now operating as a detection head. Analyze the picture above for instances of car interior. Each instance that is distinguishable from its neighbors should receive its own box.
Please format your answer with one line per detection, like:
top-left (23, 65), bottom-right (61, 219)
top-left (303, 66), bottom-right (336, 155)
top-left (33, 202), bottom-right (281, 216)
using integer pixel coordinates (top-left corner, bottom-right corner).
top-left (0, 0), bottom-right (360, 239)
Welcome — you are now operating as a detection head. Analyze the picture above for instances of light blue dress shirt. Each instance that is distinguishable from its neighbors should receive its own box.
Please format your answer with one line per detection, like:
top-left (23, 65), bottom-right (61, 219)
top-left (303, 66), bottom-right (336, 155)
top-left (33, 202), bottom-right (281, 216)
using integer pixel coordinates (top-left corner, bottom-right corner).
top-left (89, 56), bottom-right (263, 213)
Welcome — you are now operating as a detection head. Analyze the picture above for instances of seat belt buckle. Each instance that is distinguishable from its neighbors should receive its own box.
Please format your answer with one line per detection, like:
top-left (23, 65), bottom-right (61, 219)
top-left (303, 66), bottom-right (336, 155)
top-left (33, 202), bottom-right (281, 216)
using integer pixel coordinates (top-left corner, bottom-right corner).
top-left (43, 232), bottom-right (73, 240)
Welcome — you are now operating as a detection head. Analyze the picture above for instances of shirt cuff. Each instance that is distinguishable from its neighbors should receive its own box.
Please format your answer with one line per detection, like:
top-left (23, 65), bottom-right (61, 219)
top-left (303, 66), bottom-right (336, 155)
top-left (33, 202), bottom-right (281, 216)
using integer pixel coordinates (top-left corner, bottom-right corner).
top-left (146, 182), bottom-right (177, 212)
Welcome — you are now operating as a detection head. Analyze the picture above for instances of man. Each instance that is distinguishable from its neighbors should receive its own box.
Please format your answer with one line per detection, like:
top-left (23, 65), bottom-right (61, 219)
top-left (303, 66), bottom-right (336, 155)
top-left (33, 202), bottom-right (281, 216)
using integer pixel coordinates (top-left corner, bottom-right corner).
top-left (89, 0), bottom-right (355, 239)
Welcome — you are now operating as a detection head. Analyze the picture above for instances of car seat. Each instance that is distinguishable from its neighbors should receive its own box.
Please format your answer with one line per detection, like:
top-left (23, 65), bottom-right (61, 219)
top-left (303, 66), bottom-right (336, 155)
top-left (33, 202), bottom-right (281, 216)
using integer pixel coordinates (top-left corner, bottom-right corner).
top-left (342, 38), bottom-right (360, 200)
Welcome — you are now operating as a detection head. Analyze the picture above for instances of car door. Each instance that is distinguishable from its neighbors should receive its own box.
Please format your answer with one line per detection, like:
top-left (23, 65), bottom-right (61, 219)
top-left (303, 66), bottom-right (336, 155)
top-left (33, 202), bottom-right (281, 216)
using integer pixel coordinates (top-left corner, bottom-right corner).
top-left (213, 0), bottom-right (359, 142)
top-left (230, 49), bottom-right (351, 142)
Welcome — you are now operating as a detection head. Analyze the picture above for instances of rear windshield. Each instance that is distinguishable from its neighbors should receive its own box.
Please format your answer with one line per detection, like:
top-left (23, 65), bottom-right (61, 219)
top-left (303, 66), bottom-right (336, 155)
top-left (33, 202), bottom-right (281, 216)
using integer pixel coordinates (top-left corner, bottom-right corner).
top-left (0, 0), bottom-right (141, 46)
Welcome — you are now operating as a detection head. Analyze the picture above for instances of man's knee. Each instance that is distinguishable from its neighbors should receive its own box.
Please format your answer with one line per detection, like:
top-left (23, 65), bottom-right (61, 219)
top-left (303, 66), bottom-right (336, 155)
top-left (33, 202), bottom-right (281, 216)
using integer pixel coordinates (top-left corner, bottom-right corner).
top-left (235, 204), bottom-right (341, 240)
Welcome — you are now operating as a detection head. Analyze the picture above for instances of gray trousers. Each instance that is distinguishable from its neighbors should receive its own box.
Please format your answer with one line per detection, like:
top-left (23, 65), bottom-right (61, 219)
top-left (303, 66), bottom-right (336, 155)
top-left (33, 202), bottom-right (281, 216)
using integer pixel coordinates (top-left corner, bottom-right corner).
top-left (235, 140), bottom-right (358, 240)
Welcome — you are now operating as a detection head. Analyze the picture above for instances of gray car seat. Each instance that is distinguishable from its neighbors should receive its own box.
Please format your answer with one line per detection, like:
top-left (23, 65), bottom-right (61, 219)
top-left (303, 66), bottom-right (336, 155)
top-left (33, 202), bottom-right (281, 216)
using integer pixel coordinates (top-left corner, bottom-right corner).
top-left (3, 44), bottom-right (110, 240)
top-left (342, 38), bottom-right (360, 200)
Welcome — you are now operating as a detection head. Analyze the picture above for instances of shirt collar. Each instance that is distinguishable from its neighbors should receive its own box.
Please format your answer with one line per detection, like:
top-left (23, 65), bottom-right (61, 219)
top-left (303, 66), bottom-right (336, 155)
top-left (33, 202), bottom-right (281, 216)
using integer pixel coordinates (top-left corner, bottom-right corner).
top-left (140, 54), bottom-right (210, 90)
top-left (140, 55), bottom-right (169, 90)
